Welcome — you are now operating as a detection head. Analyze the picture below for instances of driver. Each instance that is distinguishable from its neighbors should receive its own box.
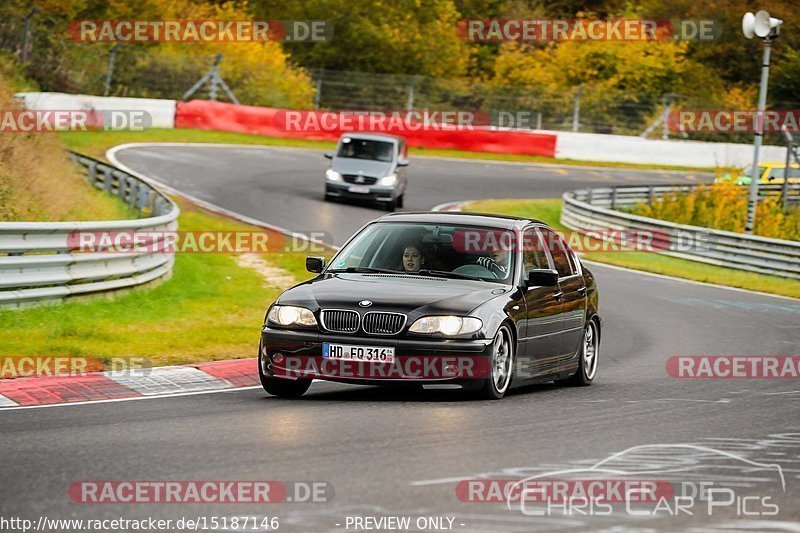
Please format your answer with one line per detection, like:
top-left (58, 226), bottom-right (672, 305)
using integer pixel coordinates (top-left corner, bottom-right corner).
top-left (476, 249), bottom-right (510, 277)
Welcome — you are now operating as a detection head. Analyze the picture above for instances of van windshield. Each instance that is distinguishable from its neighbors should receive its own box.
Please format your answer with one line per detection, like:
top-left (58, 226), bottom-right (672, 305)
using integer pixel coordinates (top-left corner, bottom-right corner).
top-left (337, 138), bottom-right (395, 162)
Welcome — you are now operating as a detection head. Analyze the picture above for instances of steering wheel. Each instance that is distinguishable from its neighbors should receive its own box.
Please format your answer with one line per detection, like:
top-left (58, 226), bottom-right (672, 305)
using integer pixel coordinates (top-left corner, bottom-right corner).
top-left (452, 264), bottom-right (498, 279)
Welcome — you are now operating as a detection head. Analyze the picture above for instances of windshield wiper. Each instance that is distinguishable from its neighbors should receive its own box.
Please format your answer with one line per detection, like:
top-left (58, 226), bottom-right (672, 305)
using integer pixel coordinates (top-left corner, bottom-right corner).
top-left (417, 269), bottom-right (482, 281)
top-left (328, 267), bottom-right (401, 274)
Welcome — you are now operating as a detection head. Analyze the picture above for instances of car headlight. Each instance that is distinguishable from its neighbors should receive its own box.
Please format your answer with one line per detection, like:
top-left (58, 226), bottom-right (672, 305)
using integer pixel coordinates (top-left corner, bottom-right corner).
top-left (326, 169), bottom-right (342, 181)
top-left (379, 174), bottom-right (397, 186)
top-left (408, 316), bottom-right (482, 335)
top-left (267, 305), bottom-right (318, 327)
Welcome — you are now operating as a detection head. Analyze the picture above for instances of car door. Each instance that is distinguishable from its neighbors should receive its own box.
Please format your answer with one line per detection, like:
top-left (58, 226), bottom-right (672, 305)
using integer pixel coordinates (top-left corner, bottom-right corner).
top-left (519, 226), bottom-right (566, 378)
top-left (540, 228), bottom-right (587, 360)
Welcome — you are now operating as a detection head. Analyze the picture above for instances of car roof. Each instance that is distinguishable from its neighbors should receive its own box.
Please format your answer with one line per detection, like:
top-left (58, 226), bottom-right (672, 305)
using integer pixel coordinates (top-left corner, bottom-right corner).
top-left (377, 211), bottom-right (546, 230)
top-left (339, 132), bottom-right (403, 144)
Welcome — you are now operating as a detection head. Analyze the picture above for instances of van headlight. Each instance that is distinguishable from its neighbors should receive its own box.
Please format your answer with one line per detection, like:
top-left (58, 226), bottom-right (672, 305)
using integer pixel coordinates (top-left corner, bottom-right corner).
top-left (326, 170), bottom-right (342, 182)
top-left (379, 174), bottom-right (397, 186)
top-left (408, 316), bottom-right (482, 336)
top-left (267, 305), bottom-right (318, 327)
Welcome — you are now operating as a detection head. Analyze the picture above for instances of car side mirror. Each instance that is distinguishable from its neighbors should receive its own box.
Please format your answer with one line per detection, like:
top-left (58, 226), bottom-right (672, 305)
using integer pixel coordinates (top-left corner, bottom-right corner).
top-left (323, 152), bottom-right (333, 160)
top-left (527, 268), bottom-right (558, 287)
top-left (306, 256), bottom-right (326, 273)
top-left (397, 159), bottom-right (409, 167)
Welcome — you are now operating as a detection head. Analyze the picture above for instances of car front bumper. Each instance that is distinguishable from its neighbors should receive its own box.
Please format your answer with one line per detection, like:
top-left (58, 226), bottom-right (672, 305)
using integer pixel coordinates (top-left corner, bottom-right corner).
top-left (261, 326), bottom-right (493, 385)
top-left (325, 182), bottom-right (396, 202)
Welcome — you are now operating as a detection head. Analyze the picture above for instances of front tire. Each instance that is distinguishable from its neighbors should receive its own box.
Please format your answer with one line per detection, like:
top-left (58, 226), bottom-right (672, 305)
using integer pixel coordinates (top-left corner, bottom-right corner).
top-left (476, 324), bottom-right (514, 400)
top-left (559, 318), bottom-right (599, 386)
top-left (258, 344), bottom-right (312, 397)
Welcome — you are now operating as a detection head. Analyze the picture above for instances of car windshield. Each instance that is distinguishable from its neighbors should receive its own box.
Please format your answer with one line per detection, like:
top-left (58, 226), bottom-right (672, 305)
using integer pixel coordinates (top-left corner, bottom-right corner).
top-left (337, 138), bottom-right (395, 162)
top-left (327, 222), bottom-right (516, 284)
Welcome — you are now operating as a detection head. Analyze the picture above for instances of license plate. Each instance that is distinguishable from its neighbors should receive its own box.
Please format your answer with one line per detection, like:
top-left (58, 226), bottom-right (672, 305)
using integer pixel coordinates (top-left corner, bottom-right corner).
top-left (348, 185), bottom-right (371, 194)
top-left (322, 343), bottom-right (395, 363)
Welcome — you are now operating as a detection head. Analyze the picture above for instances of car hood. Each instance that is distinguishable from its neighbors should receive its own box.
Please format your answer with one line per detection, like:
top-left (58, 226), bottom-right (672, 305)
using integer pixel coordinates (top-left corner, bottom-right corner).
top-left (332, 158), bottom-right (394, 178)
top-left (277, 273), bottom-right (509, 316)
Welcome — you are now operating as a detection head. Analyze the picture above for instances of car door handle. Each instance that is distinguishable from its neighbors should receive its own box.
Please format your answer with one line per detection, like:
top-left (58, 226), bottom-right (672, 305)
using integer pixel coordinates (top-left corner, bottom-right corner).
top-left (577, 286), bottom-right (587, 294)
top-left (552, 291), bottom-right (563, 301)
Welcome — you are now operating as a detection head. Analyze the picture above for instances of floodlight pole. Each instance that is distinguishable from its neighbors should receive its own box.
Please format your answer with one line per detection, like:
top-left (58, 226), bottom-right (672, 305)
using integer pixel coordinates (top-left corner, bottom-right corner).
top-left (745, 38), bottom-right (772, 234)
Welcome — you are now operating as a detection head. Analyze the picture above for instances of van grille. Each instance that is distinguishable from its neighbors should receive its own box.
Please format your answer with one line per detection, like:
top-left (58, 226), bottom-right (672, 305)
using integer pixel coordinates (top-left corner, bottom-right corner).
top-left (342, 174), bottom-right (378, 185)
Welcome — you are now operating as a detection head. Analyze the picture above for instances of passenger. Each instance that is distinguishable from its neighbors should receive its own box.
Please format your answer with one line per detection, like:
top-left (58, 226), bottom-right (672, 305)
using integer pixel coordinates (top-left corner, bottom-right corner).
top-left (400, 244), bottom-right (425, 272)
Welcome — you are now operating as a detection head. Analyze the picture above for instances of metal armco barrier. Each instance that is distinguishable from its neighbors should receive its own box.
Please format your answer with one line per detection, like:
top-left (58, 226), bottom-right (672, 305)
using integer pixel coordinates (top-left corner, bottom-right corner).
top-left (0, 153), bottom-right (179, 309)
top-left (561, 184), bottom-right (800, 279)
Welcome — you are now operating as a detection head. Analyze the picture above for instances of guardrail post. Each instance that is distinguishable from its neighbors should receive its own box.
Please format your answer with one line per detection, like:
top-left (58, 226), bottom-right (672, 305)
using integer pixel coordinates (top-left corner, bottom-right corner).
top-left (586, 188), bottom-right (593, 204)
top-left (610, 187), bottom-right (618, 210)
top-left (117, 172), bottom-right (128, 201)
top-left (103, 167), bottom-right (113, 193)
top-left (87, 162), bottom-right (97, 185)
top-left (648, 185), bottom-right (655, 206)
top-left (138, 187), bottom-right (149, 216)
top-left (128, 180), bottom-right (138, 207)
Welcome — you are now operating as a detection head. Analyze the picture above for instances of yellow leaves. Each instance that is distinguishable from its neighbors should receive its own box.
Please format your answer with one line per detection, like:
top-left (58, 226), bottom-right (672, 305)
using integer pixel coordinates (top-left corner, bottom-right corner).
top-left (632, 183), bottom-right (799, 240)
top-left (722, 84), bottom-right (758, 111)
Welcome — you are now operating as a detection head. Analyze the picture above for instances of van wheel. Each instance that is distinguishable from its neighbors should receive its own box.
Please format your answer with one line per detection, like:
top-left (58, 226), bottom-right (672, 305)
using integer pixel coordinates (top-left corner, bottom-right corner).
top-left (381, 199), bottom-right (396, 211)
top-left (397, 194), bottom-right (404, 208)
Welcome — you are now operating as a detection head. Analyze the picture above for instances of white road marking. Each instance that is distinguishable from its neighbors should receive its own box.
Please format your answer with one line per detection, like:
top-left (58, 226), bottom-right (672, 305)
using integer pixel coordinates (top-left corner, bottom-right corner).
top-left (0, 393), bottom-right (19, 407)
top-left (107, 366), bottom-right (231, 395)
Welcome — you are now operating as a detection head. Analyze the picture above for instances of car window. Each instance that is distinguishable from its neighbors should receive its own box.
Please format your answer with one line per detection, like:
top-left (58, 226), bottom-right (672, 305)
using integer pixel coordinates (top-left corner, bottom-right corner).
top-left (540, 229), bottom-right (574, 278)
top-left (522, 228), bottom-right (549, 272)
top-left (337, 138), bottom-right (395, 162)
top-left (327, 222), bottom-right (517, 284)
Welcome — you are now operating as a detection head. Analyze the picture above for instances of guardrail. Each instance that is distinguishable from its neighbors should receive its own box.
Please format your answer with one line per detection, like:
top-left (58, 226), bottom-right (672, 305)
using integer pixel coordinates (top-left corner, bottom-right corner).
top-left (561, 184), bottom-right (800, 279)
top-left (0, 153), bottom-right (179, 309)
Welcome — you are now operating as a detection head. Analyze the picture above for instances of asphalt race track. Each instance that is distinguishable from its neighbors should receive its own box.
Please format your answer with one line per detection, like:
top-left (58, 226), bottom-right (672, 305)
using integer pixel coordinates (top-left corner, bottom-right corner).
top-left (111, 144), bottom-right (708, 245)
top-left (1, 145), bottom-right (798, 532)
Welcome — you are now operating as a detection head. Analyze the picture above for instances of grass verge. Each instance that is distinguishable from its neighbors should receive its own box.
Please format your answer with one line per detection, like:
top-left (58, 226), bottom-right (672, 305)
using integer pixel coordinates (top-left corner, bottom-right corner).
top-left (0, 198), bottom-right (332, 367)
top-left (467, 198), bottom-right (800, 299)
top-left (58, 128), bottom-right (708, 172)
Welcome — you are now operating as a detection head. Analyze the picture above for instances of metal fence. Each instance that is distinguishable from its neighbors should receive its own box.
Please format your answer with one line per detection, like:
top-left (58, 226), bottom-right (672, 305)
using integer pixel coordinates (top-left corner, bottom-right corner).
top-left (0, 153), bottom-right (179, 309)
top-left (561, 184), bottom-right (800, 279)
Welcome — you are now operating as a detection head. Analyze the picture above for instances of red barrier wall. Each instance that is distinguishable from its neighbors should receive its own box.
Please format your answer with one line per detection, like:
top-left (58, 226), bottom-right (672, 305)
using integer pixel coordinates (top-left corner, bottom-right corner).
top-left (176, 100), bottom-right (557, 158)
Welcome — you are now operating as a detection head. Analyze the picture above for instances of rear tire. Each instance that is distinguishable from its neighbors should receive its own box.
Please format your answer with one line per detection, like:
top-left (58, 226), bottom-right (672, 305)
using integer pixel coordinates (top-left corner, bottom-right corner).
top-left (476, 324), bottom-right (514, 400)
top-left (558, 319), bottom-right (599, 387)
top-left (258, 343), bottom-right (312, 397)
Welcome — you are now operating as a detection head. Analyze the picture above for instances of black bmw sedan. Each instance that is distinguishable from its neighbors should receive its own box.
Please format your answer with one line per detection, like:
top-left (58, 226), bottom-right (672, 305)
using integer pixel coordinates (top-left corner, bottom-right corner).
top-left (259, 212), bottom-right (600, 400)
